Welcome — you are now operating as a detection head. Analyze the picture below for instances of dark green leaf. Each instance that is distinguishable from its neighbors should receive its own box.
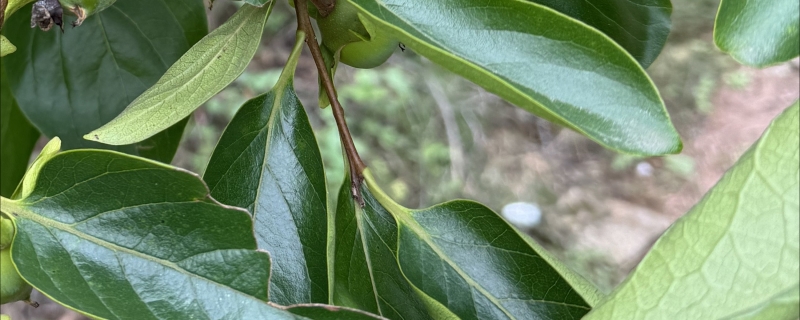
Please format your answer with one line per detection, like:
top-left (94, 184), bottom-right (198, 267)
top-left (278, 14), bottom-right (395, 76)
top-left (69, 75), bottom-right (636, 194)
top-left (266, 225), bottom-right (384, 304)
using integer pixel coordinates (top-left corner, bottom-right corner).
top-left (331, 174), bottom-right (431, 319)
top-left (286, 304), bottom-right (385, 319)
top-left (364, 172), bottom-right (592, 319)
top-left (528, 0), bottom-right (671, 68)
top-left (85, 3), bottom-right (272, 145)
top-left (3, 0), bottom-right (207, 162)
top-left (349, 0), bottom-right (682, 155)
top-left (0, 59), bottom-right (39, 197)
top-left (0, 150), bottom-right (314, 319)
top-left (714, 0), bottom-right (800, 67)
top-left (586, 102), bottom-right (799, 319)
top-left (204, 33), bottom-right (328, 305)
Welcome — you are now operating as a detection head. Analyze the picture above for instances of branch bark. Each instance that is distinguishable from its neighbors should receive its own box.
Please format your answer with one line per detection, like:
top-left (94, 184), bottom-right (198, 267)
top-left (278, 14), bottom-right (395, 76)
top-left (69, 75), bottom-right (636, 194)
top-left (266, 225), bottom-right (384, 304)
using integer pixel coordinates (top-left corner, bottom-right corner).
top-left (294, 0), bottom-right (366, 206)
top-left (308, 0), bottom-right (335, 17)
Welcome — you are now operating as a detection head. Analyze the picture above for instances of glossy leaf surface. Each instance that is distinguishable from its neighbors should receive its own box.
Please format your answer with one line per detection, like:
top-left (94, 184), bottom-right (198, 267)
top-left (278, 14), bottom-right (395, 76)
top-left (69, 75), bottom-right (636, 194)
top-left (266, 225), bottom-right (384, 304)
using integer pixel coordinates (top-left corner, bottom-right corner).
top-left (0, 150), bottom-right (317, 319)
top-left (349, 0), bottom-right (681, 156)
top-left (331, 174), bottom-right (431, 319)
top-left (364, 173), bottom-right (592, 319)
top-left (528, 0), bottom-right (671, 68)
top-left (204, 34), bottom-right (328, 306)
top-left (0, 60), bottom-right (39, 197)
top-left (714, 0), bottom-right (800, 67)
top-left (85, 3), bottom-right (271, 145)
top-left (587, 102), bottom-right (800, 319)
top-left (3, 0), bottom-right (206, 162)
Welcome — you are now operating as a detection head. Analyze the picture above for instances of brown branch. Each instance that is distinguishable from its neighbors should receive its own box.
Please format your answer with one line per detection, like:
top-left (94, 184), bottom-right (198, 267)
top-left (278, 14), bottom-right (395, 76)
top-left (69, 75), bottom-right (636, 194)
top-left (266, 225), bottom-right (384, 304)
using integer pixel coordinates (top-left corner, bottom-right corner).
top-left (308, 0), bottom-right (335, 18)
top-left (0, 0), bottom-right (7, 30)
top-left (295, 0), bottom-right (366, 206)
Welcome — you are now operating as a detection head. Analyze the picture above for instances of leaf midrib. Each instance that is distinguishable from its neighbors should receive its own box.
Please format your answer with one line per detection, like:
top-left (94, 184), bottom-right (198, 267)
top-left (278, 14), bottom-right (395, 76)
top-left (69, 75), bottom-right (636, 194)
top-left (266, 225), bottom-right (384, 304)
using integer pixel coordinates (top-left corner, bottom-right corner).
top-left (10, 201), bottom-right (267, 303)
top-left (396, 215), bottom-right (517, 319)
top-left (352, 0), bottom-right (672, 154)
top-left (354, 202), bottom-right (385, 315)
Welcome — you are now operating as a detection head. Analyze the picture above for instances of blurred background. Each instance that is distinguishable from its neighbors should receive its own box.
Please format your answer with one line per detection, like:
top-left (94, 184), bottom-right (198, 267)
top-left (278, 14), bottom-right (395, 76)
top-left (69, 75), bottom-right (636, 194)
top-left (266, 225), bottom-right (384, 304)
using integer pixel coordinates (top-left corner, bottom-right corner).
top-left (3, 0), bottom-right (799, 318)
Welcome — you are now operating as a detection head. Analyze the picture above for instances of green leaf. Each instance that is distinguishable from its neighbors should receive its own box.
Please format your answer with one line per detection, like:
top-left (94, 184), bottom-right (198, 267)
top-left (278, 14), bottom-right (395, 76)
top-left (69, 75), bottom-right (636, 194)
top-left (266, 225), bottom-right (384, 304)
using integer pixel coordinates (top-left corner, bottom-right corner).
top-left (3, 0), bottom-right (207, 162)
top-left (0, 150), bottom-right (314, 319)
top-left (203, 32), bottom-right (328, 306)
top-left (243, 0), bottom-right (271, 6)
top-left (331, 173), bottom-right (431, 319)
top-left (0, 36), bottom-right (16, 57)
top-left (3, 0), bottom-right (35, 20)
top-left (364, 172), bottom-right (592, 319)
top-left (586, 102), bottom-right (800, 319)
top-left (11, 137), bottom-right (60, 200)
top-left (85, 3), bottom-right (272, 146)
top-left (527, 0), bottom-right (672, 68)
top-left (0, 59), bottom-right (39, 197)
top-left (714, 0), bottom-right (800, 67)
top-left (514, 228), bottom-right (605, 307)
top-left (286, 304), bottom-right (385, 319)
top-left (349, 0), bottom-right (681, 156)
top-left (727, 285), bottom-right (799, 320)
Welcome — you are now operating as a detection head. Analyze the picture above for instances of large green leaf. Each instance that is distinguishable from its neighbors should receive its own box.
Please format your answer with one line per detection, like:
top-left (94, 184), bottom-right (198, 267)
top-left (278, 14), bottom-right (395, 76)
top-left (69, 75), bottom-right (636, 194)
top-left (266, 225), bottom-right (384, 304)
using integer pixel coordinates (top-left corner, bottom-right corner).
top-left (528, 0), bottom-right (672, 68)
top-left (586, 102), bottom-right (800, 319)
top-left (203, 33), bottom-right (328, 306)
top-left (0, 59), bottom-right (39, 197)
top-left (349, 0), bottom-right (681, 156)
top-left (85, 3), bottom-right (271, 146)
top-left (0, 150), bottom-right (311, 319)
top-left (3, 0), bottom-right (207, 162)
top-left (331, 173), bottom-right (432, 319)
top-left (363, 172), bottom-right (592, 319)
top-left (714, 0), bottom-right (800, 67)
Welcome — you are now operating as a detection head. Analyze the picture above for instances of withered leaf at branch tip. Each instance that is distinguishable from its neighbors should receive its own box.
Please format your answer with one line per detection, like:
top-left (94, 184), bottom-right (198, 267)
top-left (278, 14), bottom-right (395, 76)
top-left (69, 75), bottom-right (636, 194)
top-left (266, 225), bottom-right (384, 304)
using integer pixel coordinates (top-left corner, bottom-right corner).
top-left (30, 0), bottom-right (63, 32)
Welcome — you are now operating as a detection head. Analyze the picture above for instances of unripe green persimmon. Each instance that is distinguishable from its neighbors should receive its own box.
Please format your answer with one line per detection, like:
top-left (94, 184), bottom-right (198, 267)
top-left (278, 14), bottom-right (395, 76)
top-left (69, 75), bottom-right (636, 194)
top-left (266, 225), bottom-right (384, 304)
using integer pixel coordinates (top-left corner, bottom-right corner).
top-left (0, 217), bottom-right (13, 250)
top-left (314, 0), bottom-right (398, 68)
top-left (0, 248), bottom-right (32, 305)
top-left (316, 0), bottom-right (369, 52)
top-left (340, 31), bottom-right (398, 69)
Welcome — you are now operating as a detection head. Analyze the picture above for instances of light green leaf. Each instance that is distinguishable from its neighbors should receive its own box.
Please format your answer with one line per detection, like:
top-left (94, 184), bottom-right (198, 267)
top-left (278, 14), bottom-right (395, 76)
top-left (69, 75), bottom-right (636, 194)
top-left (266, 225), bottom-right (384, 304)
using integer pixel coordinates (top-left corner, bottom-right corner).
top-left (349, 0), bottom-right (681, 155)
top-left (728, 285), bottom-right (799, 320)
top-left (243, 0), bottom-right (271, 6)
top-left (3, 0), bottom-right (36, 20)
top-left (586, 102), bottom-right (800, 319)
top-left (10, 137), bottom-right (60, 200)
top-left (714, 0), bottom-right (800, 67)
top-left (0, 36), bottom-right (16, 57)
top-left (85, 3), bottom-right (272, 145)
top-left (203, 32), bottom-right (329, 305)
